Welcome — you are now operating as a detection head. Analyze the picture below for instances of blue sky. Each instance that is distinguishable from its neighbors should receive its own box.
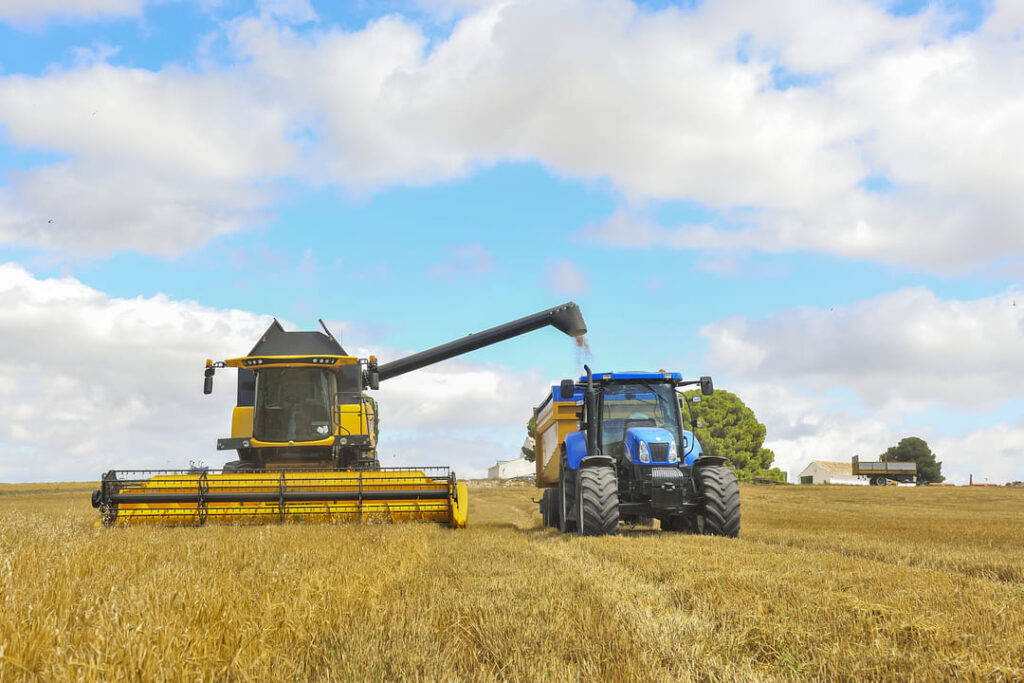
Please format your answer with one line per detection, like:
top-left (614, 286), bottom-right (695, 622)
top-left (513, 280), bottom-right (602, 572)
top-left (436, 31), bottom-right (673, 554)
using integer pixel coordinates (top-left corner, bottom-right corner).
top-left (0, 0), bottom-right (1022, 484)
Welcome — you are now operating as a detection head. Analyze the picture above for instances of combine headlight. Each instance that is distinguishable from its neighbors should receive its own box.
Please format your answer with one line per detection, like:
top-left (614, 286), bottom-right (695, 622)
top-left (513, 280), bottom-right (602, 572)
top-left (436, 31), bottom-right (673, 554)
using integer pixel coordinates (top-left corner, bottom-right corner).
top-left (637, 441), bottom-right (651, 464)
top-left (668, 441), bottom-right (678, 463)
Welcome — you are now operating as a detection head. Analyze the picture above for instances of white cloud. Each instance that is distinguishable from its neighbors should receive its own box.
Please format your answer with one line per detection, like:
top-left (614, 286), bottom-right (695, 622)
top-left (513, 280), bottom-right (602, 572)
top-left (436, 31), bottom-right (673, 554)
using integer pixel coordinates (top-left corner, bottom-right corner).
top-left (0, 264), bottom-right (542, 482)
top-left (933, 423), bottom-right (1024, 485)
top-left (0, 63), bottom-right (298, 256)
top-left (428, 243), bottom-right (495, 280)
top-left (2, 0), bottom-right (1022, 271)
top-left (701, 287), bottom-right (1024, 484)
top-left (544, 258), bottom-right (589, 296)
top-left (702, 287), bottom-right (1024, 411)
top-left (0, 0), bottom-right (144, 26)
top-left (256, 0), bottom-right (317, 25)
top-left (0, 263), bottom-right (273, 481)
top-left (735, 382), bottom-right (1024, 485)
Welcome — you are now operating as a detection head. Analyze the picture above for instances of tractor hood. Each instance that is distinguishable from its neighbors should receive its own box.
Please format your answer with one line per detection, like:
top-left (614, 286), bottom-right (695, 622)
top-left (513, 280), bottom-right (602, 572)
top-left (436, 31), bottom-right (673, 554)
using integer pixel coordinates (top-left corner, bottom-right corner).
top-left (624, 427), bottom-right (677, 465)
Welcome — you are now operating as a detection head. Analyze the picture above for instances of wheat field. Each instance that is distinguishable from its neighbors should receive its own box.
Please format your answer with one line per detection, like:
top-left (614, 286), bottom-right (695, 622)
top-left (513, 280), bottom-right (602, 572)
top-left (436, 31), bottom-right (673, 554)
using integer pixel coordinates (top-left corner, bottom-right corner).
top-left (1, 480), bottom-right (1022, 681)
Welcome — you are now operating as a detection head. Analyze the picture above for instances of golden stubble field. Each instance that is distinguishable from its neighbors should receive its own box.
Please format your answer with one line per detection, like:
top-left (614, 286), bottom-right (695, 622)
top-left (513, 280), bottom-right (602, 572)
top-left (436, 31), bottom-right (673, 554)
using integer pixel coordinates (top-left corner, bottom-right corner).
top-left (1, 481), bottom-right (1022, 682)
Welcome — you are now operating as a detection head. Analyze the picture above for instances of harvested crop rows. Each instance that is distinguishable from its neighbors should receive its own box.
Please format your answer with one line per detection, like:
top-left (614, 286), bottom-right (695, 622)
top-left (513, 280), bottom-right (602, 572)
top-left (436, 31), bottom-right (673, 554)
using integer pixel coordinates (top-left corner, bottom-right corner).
top-left (1, 482), bottom-right (1022, 681)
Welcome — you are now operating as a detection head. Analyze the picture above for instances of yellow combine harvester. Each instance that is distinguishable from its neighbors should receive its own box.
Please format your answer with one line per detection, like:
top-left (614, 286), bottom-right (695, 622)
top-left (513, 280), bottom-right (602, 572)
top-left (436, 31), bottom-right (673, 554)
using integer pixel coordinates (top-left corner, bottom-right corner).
top-left (91, 302), bottom-right (587, 527)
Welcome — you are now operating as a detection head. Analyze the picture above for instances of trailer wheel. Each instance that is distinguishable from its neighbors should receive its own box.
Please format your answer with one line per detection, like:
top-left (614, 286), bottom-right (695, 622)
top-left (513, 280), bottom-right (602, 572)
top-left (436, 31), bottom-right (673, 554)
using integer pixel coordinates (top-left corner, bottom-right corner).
top-left (696, 466), bottom-right (740, 538)
top-left (576, 466), bottom-right (619, 536)
top-left (541, 489), bottom-right (559, 528)
top-left (558, 454), bottom-right (577, 534)
top-left (662, 515), bottom-right (693, 532)
top-left (870, 475), bottom-right (888, 486)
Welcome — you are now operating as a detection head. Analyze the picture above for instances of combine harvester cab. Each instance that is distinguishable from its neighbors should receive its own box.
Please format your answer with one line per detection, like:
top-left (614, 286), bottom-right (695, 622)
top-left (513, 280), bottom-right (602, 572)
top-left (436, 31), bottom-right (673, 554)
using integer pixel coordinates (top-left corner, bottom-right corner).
top-left (92, 302), bottom-right (587, 527)
top-left (534, 367), bottom-right (740, 537)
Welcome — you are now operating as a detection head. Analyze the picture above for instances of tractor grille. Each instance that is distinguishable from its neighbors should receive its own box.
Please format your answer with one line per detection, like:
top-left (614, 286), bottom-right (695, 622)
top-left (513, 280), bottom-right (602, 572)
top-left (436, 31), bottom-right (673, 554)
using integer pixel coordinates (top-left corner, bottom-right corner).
top-left (650, 443), bottom-right (670, 463)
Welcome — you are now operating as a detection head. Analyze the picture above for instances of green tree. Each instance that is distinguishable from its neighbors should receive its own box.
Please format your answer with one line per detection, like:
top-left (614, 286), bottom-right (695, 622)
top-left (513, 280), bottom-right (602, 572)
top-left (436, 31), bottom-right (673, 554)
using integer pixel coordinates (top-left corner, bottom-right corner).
top-left (683, 389), bottom-right (779, 482)
top-left (881, 436), bottom-right (944, 483)
top-left (521, 414), bottom-right (536, 462)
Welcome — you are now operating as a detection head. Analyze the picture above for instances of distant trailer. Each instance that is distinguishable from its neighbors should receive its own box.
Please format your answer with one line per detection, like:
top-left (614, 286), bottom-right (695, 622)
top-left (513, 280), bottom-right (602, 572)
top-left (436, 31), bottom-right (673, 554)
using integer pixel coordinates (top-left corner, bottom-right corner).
top-left (851, 456), bottom-right (917, 486)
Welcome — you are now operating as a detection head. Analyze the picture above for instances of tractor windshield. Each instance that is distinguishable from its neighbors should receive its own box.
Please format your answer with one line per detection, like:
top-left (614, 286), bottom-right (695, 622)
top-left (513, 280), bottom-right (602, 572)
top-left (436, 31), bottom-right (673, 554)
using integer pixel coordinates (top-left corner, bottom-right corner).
top-left (253, 368), bottom-right (337, 443)
top-left (600, 382), bottom-right (682, 458)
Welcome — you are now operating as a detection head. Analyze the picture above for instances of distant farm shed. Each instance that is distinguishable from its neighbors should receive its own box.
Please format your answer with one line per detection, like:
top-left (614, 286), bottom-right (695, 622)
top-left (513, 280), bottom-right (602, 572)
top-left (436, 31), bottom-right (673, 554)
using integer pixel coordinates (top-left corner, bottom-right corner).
top-left (798, 461), bottom-right (866, 485)
top-left (487, 457), bottom-right (534, 480)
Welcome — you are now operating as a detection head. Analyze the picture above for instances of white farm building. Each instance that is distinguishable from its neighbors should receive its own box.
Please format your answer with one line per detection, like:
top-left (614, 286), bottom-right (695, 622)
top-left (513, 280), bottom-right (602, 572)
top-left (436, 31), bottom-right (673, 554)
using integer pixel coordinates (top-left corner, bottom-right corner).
top-left (797, 461), bottom-right (866, 485)
top-left (487, 457), bottom-right (535, 480)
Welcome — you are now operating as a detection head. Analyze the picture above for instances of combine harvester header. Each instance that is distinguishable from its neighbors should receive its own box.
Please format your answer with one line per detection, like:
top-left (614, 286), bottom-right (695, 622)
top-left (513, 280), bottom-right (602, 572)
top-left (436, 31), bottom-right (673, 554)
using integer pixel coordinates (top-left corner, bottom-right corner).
top-left (92, 302), bottom-right (587, 527)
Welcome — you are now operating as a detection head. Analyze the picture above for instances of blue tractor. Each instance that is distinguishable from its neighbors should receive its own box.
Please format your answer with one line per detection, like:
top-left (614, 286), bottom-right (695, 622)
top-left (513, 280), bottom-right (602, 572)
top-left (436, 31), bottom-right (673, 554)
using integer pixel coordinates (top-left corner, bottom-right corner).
top-left (535, 366), bottom-right (740, 537)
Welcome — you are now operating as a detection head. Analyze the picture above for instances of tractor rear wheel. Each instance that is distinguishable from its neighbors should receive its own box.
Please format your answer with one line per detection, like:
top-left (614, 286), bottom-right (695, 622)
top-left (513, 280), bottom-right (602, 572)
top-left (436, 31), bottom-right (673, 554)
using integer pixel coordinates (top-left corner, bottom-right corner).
top-left (696, 466), bottom-right (740, 537)
top-left (577, 466), bottom-right (619, 536)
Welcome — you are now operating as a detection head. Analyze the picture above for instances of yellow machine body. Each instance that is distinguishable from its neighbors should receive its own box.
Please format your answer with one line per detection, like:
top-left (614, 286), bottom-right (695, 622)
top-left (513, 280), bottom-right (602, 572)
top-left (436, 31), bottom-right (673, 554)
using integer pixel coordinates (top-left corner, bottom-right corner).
top-left (533, 394), bottom-right (580, 487)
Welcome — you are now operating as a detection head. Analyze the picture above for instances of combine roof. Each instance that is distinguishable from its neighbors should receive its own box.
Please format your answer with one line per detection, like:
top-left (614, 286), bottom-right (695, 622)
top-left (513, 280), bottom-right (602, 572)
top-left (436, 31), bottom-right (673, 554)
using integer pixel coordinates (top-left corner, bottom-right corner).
top-left (247, 320), bottom-right (348, 357)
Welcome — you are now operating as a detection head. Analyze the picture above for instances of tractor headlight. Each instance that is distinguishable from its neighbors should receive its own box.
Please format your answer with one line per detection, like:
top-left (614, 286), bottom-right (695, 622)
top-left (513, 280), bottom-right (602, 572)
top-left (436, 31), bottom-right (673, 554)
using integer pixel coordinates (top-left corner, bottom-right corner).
top-left (637, 441), bottom-right (651, 463)
top-left (668, 441), bottom-right (678, 463)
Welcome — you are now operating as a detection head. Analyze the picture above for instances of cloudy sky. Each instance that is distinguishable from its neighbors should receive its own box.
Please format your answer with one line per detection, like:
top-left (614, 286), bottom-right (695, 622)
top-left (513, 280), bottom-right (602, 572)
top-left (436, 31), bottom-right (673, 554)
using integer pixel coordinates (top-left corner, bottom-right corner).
top-left (1, 0), bottom-right (1021, 484)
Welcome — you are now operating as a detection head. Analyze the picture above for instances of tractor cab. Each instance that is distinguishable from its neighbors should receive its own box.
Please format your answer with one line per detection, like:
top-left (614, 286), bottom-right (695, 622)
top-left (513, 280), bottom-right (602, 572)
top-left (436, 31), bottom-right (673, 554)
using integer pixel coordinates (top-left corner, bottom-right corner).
top-left (560, 371), bottom-right (710, 471)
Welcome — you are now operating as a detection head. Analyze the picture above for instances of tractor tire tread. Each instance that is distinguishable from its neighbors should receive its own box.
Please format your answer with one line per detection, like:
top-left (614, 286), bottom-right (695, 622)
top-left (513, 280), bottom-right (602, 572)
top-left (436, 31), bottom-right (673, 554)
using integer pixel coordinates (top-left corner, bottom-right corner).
top-left (697, 466), bottom-right (741, 538)
top-left (578, 466), bottom-right (619, 536)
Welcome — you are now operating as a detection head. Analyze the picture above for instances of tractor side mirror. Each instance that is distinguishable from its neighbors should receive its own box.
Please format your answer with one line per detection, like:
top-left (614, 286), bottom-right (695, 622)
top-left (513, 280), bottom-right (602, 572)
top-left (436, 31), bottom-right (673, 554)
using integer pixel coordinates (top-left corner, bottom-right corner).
top-left (203, 367), bottom-right (215, 395)
top-left (559, 379), bottom-right (576, 400)
top-left (700, 376), bottom-right (714, 396)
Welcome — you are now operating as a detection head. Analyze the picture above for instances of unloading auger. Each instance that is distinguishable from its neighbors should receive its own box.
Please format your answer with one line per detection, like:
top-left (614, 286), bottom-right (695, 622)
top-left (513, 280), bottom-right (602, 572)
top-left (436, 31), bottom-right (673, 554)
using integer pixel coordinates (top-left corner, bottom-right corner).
top-left (91, 302), bottom-right (587, 527)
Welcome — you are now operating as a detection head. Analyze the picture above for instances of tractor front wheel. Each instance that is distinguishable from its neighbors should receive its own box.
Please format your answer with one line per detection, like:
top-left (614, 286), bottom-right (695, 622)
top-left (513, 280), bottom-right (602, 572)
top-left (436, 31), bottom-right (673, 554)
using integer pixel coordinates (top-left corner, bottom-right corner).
top-left (577, 466), bottom-right (619, 536)
top-left (695, 465), bottom-right (740, 537)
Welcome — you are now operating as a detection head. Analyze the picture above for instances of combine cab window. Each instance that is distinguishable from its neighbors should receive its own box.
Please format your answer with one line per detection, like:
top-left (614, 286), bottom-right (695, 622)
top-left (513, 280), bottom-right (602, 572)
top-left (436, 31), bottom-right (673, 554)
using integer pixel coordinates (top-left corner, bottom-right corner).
top-left (600, 382), bottom-right (682, 458)
top-left (254, 369), bottom-right (337, 443)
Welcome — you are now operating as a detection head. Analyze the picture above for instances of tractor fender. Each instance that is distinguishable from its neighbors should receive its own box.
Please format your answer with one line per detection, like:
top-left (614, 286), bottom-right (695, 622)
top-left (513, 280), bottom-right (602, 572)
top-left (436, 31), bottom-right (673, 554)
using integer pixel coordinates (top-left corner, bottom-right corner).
top-left (692, 455), bottom-right (729, 469)
top-left (580, 455), bottom-right (615, 468)
top-left (564, 432), bottom-right (587, 470)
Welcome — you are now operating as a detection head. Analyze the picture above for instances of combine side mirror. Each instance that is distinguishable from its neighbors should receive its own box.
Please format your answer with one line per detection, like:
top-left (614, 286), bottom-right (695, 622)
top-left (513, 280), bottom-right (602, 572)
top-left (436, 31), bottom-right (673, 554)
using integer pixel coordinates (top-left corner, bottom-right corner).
top-left (367, 371), bottom-right (380, 391)
top-left (559, 379), bottom-right (576, 400)
top-left (700, 376), bottom-right (714, 396)
top-left (203, 366), bottom-right (215, 395)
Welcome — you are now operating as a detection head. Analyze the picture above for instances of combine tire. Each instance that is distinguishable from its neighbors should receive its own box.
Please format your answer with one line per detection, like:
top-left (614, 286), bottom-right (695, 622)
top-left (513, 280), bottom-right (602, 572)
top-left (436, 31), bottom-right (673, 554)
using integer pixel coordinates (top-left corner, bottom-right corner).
top-left (576, 466), bottom-right (619, 536)
top-left (696, 466), bottom-right (740, 538)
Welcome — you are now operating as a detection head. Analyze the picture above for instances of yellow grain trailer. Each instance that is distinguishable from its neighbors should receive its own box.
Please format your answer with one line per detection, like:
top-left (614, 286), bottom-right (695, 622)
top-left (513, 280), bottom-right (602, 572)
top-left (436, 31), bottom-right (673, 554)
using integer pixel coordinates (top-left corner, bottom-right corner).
top-left (92, 302), bottom-right (587, 527)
